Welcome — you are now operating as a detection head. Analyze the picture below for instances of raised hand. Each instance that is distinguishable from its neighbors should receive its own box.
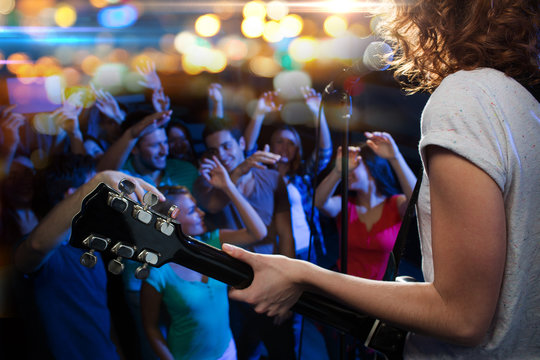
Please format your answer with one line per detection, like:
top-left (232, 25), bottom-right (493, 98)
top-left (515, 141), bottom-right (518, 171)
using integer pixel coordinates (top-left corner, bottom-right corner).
top-left (136, 60), bottom-right (162, 90)
top-left (91, 83), bottom-right (126, 123)
top-left (129, 110), bottom-right (172, 139)
top-left (333, 145), bottom-right (362, 174)
top-left (152, 88), bottom-right (170, 113)
top-left (364, 131), bottom-right (399, 160)
top-left (208, 83), bottom-right (224, 118)
top-left (301, 86), bottom-right (322, 115)
top-left (253, 91), bottom-right (282, 118)
top-left (199, 155), bottom-right (234, 190)
top-left (0, 105), bottom-right (25, 148)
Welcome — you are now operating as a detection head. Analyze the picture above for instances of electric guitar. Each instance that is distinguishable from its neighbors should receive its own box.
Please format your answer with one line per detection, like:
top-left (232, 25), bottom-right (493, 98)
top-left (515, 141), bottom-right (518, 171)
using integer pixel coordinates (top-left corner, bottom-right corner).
top-left (69, 180), bottom-right (409, 360)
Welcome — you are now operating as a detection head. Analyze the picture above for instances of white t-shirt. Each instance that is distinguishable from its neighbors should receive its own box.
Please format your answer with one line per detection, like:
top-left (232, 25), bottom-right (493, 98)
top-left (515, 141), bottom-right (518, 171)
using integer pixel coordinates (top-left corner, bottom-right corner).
top-left (405, 68), bottom-right (540, 359)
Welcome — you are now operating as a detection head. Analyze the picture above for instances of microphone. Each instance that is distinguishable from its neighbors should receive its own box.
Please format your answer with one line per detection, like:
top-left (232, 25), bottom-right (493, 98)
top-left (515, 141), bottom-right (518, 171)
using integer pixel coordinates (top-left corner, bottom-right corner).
top-left (324, 41), bottom-right (393, 95)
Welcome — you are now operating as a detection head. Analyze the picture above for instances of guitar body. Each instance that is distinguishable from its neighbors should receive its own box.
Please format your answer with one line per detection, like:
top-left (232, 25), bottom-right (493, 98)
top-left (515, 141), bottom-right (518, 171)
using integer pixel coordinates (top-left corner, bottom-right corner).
top-left (70, 182), bottom-right (408, 360)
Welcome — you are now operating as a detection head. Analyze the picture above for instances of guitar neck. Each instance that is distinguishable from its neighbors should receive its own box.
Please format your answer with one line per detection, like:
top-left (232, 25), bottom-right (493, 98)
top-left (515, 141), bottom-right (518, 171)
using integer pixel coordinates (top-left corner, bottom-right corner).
top-left (171, 234), bottom-right (375, 339)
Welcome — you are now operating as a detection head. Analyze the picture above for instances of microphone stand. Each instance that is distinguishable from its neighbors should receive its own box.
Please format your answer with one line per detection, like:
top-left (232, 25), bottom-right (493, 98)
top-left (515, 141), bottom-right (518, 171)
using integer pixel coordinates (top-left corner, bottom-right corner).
top-left (323, 84), bottom-right (353, 360)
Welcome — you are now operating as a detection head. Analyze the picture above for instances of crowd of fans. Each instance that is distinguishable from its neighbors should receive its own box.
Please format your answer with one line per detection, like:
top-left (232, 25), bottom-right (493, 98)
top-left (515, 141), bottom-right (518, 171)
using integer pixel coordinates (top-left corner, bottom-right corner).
top-left (0, 62), bottom-right (414, 360)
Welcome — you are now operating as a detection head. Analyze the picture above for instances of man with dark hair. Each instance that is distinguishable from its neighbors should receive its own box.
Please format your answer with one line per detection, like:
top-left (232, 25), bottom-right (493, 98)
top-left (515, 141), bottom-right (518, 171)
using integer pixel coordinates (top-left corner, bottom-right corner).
top-left (193, 120), bottom-right (296, 360)
top-left (14, 154), bottom-right (122, 360)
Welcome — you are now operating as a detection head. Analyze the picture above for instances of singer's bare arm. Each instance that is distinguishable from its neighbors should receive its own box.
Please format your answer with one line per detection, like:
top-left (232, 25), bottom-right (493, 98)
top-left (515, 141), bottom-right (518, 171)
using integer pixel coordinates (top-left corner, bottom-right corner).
top-left (225, 146), bottom-right (506, 346)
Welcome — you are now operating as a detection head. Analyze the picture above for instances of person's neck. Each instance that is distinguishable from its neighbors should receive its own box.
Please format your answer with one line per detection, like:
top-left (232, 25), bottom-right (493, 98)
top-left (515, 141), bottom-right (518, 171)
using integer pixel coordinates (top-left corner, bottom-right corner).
top-left (132, 159), bottom-right (162, 184)
top-left (354, 186), bottom-right (386, 212)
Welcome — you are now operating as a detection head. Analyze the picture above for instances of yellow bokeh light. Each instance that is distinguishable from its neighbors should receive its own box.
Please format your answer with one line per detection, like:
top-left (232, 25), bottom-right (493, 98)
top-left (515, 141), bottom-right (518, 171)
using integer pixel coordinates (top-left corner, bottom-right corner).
top-left (218, 36), bottom-right (249, 62)
top-left (7, 53), bottom-right (31, 75)
top-left (174, 31), bottom-right (197, 54)
top-left (0, 0), bottom-right (15, 15)
top-left (195, 14), bottom-right (221, 38)
top-left (55, 3), bottom-right (77, 28)
top-left (81, 55), bottom-right (102, 76)
top-left (241, 17), bottom-right (265, 39)
top-left (206, 50), bottom-right (227, 73)
top-left (279, 14), bottom-right (303, 38)
top-left (89, 0), bottom-right (108, 8)
top-left (324, 15), bottom-right (348, 37)
top-left (326, 0), bottom-right (356, 14)
top-left (16, 0), bottom-right (54, 17)
top-left (243, 1), bottom-right (266, 19)
top-left (131, 54), bottom-right (153, 70)
top-left (263, 20), bottom-right (283, 43)
top-left (249, 56), bottom-right (281, 78)
top-left (288, 37), bottom-right (318, 63)
top-left (62, 67), bottom-right (82, 87)
top-left (181, 55), bottom-right (204, 76)
top-left (267, 0), bottom-right (288, 21)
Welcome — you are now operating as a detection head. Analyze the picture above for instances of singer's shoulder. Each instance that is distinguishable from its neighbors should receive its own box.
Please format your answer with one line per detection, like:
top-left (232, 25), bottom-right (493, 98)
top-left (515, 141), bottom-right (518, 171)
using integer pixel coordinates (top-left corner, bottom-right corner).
top-left (436, 68), bottom-right (515, 96)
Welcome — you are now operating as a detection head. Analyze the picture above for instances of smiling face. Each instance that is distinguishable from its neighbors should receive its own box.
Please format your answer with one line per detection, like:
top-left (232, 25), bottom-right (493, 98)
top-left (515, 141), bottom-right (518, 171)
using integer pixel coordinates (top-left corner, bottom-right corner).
top-left (170, 193), bottom-right (206, 236)
top-left (133, 128), bottom-right (169, 171)
top-left (270, 129), bottom-right (299, 165)
top-left (204, 130), bottom-right (245, 172)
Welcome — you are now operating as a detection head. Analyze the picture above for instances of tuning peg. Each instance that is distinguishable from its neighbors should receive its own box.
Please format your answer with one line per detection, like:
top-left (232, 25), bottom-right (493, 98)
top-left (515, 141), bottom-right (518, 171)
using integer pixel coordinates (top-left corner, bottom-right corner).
top-left (108, 258), bottom-right (125, 275)
top-left (80, 250), bottom-right (98, 268)
top-left (111, 242), bottom-right (135, 259)
top-left (83, 235), bottom-right (110, 252)
top-left (138, 250), bottom-right (159, 266)
top-left (107, 178), bottom-right (135, 213)
top-left (134, 263), bottom-right (150, 280)
top-left (155, 205), bottom-right (179, 236)
top-left (133, 191), bottom-right (159, 224)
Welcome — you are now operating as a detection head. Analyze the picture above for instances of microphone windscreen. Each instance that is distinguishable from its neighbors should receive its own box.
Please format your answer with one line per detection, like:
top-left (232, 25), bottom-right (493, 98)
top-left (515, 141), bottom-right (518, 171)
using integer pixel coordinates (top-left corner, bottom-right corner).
top-left (362, 41), bottom-right (393, 72)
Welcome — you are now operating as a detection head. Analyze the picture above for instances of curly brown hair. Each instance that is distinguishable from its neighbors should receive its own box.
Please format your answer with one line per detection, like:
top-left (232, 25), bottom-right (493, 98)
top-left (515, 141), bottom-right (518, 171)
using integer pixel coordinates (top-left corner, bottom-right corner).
top-left (375, 0), bottom-right (540, 93)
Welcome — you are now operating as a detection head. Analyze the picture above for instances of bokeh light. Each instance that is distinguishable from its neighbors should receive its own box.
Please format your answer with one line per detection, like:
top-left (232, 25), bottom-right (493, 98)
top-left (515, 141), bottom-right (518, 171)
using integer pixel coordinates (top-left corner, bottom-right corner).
top-left (241, 16), bottom-right (265, 38)
top-left (89, 0), bottom-right (108, 8)
top-left (218, 36), bottom-right (249, 63)
top-left (92, 63), bottom-right (128, 94)
top-left (279, 14), bottom-right (303, 38)
top-left (81, 55), bottom-right (102, 76)
top-left (6, 53), bottom-right (31, 75)
top-left (16, 0), bottom-right (54, 17)
top-left (55, 3), bottom-right (77, 28)
top-left (267, 1), bottom-right (288, 21)
top-left (324, 15), bottom-right (348, 37)
top-left (98, 4), bottom-right (138, 28)
top-left (288, 37), bottom-right (318, 63)
top-left (273, 70), bottom-right (311, 100)
top-left (249, 56), bottom-right (281, 78)
top-left (195, 14), bottom-right (221, 38)
top-left (243, 1), bottom-right (266, 19)
top-left (206, 49), bottom-right (227, 73)
top-left (174, 31), bottom-right (197, 54)
top-left (263, 20), bottom-right (283, 43)
top-left (0, 0), bottom-right (15, 15)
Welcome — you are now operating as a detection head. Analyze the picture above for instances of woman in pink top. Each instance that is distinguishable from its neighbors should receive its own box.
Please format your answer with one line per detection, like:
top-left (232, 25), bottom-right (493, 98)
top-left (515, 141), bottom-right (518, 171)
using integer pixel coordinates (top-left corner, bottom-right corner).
top-left (314, 132), bottom-right (417, 280)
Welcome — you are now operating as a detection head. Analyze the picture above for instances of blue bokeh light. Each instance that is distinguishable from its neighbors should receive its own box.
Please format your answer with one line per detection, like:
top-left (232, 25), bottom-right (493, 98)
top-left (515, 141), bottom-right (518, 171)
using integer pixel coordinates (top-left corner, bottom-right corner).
top-left (98, 5), bottom-right (138, 29)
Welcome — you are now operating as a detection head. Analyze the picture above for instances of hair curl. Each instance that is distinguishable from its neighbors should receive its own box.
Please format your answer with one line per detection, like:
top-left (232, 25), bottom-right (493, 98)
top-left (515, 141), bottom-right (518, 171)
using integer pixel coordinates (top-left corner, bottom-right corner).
top-left (376, 0), bottom-right (540, 93)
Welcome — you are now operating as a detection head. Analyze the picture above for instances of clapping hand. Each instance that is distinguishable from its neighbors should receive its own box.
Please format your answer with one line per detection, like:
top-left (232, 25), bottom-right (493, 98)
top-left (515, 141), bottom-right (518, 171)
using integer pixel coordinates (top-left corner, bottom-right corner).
top-left (91, 83), bottom-right (126, 124)
top-left (136, 60), bottom-right (162, 90)
top-left (364, 131), bottom-right (399, 160)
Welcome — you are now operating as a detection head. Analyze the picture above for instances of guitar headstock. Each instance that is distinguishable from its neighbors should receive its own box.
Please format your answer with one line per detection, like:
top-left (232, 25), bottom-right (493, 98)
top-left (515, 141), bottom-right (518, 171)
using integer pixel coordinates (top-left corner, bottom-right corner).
top-left (70, 179), bottom-right (253, 288)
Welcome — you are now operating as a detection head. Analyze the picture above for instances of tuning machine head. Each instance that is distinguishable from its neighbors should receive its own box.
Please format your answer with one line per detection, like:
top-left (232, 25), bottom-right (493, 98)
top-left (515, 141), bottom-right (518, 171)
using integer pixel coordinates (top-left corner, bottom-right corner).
top-left (133, 191), bottom-right (159, 224)
top-left (107, 179), bottom-right (136, 213)
top-left (155, 205), bottom-right (178, 236)
top-left (80, 250), bottom-right (98, 268)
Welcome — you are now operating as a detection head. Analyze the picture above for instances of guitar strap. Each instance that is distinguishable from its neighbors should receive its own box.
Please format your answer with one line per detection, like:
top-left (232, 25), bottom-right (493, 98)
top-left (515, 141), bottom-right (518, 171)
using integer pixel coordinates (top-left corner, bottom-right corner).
top-left (390, 168), bottom-right (423, 279)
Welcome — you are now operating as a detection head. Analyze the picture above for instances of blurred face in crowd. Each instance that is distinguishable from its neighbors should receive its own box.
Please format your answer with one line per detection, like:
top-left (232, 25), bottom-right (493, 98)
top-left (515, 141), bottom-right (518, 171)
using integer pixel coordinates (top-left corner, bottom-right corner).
top-left (270, 129), bottom-right (299, 165)
top-left (133, 128), bottom-right (169, 171)
top-left (170, 193), bottom-right (206, 236)
top-left (2, 156), bottom-right (35, 207)
top-left (100, 117), bottom-right (122, 143)
top-left (348, 159), bottom-right (373, 193)
top-left (204, 130), bottom-right (245, 172)
top-left (168, 126), bottom-right (191, 159)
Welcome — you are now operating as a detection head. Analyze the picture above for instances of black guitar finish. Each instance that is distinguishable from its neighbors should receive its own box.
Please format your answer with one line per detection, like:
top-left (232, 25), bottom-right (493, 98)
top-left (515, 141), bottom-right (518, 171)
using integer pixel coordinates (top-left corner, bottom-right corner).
top-left (70, 183), bottom-right (406, 360)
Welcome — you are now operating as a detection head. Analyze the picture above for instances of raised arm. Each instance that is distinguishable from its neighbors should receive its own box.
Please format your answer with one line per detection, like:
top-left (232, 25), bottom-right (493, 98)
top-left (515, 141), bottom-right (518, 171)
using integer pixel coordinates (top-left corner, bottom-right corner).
top-left (54, 101), bottom-right (85, 155)
top-left (96, 111), bottom-right (171, 171)
top-left (225, 146), bottom-right (506, 345)
top-left (14, 171), bottom-right (163, 274)
top-left (365, 131), bottom-right (417, 216)
top-left (208, 83), bottom-right (224, 119)
top-left (202, 155), bottom-right (267, 244)
top-left (244, 91), bottom-right (281, 152)
top-left (91, 84), bottom-right (126, 124)
top-left (314, 146), bottom-right (361, 217)
top-left (0, 105), bottom-right (25, 176)
top-left (302, 87), bottom-right (332, 152)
